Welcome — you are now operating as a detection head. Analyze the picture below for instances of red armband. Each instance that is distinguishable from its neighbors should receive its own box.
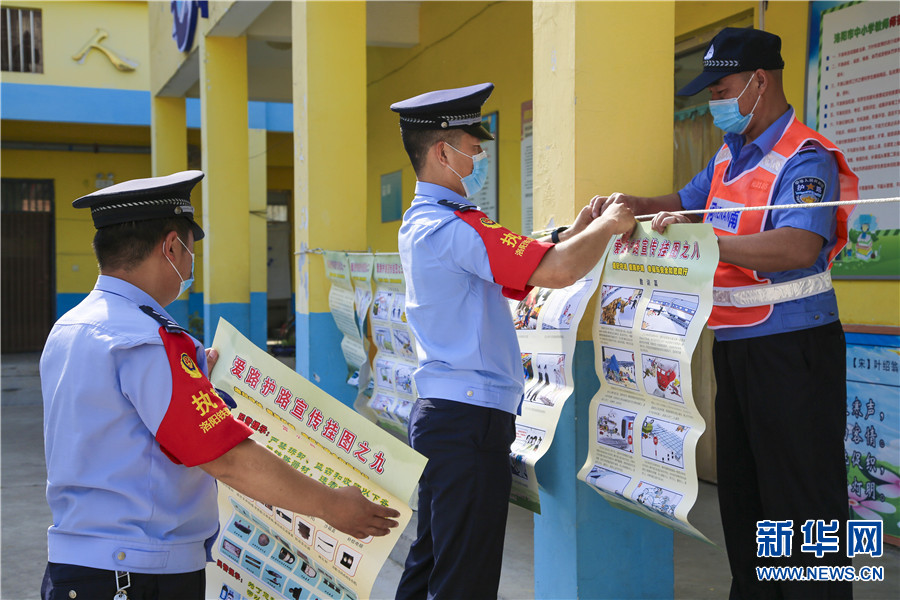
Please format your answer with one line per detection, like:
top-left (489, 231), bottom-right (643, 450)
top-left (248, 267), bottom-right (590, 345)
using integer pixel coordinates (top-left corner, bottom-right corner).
top-left (455, 209), bottom-right (552, 300)
top-left (154, 328), bottom-right (252, 467)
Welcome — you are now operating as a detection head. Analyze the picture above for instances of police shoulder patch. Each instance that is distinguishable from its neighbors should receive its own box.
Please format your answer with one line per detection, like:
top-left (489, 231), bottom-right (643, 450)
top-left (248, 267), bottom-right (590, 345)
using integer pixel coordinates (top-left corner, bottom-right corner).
top-left (437, 198), bottom-right (475, 212)
top-left (140, 305), bottom-right (188, 333)
top-left (792, 176), bottom-right (826, 204)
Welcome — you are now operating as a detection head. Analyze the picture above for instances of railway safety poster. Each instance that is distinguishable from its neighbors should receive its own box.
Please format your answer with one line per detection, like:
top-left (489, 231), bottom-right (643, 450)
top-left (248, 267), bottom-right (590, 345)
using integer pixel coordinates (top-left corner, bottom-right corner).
top-left (508, 261), bottom-right (604, 513)
top-left (206, 319), bottom-right (426, 600)
top-left (577, 222), bottom-right (718, 541)
top-left (323, 251), bottom-right (374, 390)
top-left (358, 253), bottom-right (419, 441)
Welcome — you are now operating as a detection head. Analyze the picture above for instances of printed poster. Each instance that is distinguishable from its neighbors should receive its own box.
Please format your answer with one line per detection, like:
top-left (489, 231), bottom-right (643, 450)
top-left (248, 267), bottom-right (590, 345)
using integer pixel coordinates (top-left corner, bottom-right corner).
top-left (577, 222), bottom-right (719, 542)
top-left (808, 0), bottom-right (900, 278)
top-left (471, 111), bottom-right (499, 221)
top-left (207, 319), bottom-right (426, 600)
top-left (360, 253), bottom-right (419, 441)
top-left (845, 332), bottom-right (900, 546)
top-left (509, 262), bottom-right (604, 513)
top-left (323, 251), bottom-right (372, 388)
top-left (521, 100), bottom-right (534, 235)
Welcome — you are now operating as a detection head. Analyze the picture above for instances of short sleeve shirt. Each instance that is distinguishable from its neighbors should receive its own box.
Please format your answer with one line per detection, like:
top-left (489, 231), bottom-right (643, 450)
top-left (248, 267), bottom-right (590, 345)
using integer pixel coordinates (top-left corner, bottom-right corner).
top-left (398, 182), bottom-right (552, 414)
top-left (677, 108), bottom-right (843, 340)
top-left (41, 275), bottom-right (252, 572)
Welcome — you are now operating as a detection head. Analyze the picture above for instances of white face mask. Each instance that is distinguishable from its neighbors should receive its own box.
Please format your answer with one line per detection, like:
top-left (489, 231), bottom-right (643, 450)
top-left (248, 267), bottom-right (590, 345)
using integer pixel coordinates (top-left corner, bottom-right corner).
top-left (164, 236), bottom-right (194, 297)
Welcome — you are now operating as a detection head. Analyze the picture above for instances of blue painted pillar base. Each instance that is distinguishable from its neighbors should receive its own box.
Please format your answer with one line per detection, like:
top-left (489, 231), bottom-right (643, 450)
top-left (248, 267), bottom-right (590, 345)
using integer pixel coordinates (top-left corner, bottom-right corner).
top-left (249, 291), bottom-right (267, 350)
top-left (205, 302), bottom-right (250, 349)
top-left (167, 298), bottom-right (190, 331)
top-left (534, 340), bottom-right (674, 599)
top-left (295, 310), bottom-right (357, 408)
top-left (203, 295), bottom-right (266, 349)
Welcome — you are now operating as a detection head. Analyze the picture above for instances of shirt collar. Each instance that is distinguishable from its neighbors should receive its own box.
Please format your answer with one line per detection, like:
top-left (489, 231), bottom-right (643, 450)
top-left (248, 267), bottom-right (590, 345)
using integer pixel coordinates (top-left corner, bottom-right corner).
top-left (94, 275), bottom-right (175, 321)
top-left (412, 181), bottom-right (473, 207)
top-left (724, 106), bottom-right (795, 158)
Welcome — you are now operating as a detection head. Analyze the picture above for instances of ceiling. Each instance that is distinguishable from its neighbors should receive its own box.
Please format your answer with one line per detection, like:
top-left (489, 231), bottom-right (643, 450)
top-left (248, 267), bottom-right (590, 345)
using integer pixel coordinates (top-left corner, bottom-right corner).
top-left (180, 1), bottom-right (419, 103)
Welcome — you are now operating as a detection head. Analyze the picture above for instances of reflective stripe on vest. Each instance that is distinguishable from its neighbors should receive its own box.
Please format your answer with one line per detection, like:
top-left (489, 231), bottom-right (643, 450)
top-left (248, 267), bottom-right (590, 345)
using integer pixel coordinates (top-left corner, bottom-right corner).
top-left (704, 114), bottom-right (859, 329)
top-left (713, 270), bottom-right (833, 307)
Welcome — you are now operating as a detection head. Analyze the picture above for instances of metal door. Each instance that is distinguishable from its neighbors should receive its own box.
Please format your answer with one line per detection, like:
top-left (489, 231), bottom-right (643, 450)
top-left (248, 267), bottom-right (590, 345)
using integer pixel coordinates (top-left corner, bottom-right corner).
top-left (2, 178), bottom-right (55, 352)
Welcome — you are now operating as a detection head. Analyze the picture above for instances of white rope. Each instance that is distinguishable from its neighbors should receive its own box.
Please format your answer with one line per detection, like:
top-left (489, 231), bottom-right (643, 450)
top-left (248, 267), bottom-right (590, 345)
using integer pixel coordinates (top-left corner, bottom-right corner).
top-left (635, 196), bottom-right (900, 221)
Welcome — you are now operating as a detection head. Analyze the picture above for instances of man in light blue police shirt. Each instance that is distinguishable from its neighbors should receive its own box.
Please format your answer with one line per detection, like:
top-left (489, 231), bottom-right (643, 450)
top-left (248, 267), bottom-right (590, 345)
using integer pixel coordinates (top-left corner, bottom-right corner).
top-left (40, 171), bottom-right (400, 599)
top-left (391, 83), bottom-right (636, 599)
top-left (596, 28), bottom-right (858, 599)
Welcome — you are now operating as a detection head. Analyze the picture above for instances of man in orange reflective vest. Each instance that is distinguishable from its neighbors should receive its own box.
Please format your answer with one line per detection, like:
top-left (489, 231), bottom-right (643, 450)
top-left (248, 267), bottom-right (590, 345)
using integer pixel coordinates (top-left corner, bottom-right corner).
top-left (596, 28), bottom-right (858, 599)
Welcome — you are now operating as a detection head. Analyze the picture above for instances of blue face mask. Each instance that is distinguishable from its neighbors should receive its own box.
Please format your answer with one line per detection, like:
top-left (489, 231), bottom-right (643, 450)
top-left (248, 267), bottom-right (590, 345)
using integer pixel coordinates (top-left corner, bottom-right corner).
top-left (164, 236), bottom-right (194, 297)
top-left (708, 75), bottom-right (760, 135)
top-left (446, 143), bottom-right (489, 198)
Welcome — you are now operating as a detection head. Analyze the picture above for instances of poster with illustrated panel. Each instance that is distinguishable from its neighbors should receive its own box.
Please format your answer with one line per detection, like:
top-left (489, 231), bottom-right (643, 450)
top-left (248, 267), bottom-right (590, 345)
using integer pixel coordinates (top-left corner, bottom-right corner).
top-left (360, 253), bottom-right (419, 441)
top-left (577, 222), bottom-right (718, 542)
top-left (206, 320), bottom-right (426, 600)
top-left (324, 251), bottom-right (371, 390)
top-left (509, 262), bottom-right (604, 512)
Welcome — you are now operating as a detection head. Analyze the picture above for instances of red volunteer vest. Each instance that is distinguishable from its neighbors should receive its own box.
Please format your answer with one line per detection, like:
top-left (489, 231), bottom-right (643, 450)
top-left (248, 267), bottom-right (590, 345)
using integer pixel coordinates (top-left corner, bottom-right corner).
top-left (705, 115), bottom-right (858, 329)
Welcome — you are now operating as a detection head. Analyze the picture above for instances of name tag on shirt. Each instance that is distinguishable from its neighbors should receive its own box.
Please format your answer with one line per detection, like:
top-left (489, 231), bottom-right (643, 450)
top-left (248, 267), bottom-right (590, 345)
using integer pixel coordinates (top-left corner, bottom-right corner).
top-left (705, 197), bottom-right (743, 234)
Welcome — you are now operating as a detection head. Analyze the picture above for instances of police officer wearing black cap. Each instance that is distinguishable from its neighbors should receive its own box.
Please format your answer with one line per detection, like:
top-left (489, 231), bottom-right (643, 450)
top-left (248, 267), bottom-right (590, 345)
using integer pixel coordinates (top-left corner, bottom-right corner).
top-left (40, 172), bottom-right (400, 599)
top-left (392, 84), bottom-right (636, 599)
top-left (596, 28), bottom-right (858, 599)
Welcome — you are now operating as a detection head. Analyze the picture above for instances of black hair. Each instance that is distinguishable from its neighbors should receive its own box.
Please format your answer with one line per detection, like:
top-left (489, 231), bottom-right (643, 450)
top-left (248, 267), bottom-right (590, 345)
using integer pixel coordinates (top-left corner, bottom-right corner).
top-left (93, 217), bottom-right (191, 272)
top-left (400, 128), bottom-right (463, 175)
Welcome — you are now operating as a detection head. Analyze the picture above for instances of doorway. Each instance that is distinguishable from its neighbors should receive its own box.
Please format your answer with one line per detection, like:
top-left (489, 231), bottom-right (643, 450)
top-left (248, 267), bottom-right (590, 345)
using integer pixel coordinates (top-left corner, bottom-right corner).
top-left (1, 178), bottom-right (55, 352)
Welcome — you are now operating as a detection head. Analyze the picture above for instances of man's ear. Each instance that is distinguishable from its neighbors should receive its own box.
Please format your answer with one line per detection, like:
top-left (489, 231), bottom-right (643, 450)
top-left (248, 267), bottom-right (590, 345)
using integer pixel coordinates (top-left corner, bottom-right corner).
top-left (162, 230), bottom-right (181, 256)
top-left (432, 140), bottom-right (449, 168)
top-left (755, 69), bottom-right (768, 95)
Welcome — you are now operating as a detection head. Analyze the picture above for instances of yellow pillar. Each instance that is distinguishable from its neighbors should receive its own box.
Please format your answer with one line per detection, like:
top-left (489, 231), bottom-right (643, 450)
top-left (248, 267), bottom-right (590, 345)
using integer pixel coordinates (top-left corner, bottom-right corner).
top-left (150, 96), bottom-right (187, 177)
top-left (151, 95), bottom-right (200, 325)
top-left (292, 1), bottom-right (367, 401)
top-left (199, 33), bottom-right (251, 343)
top-left (532, 2), bottom-right (676, 598)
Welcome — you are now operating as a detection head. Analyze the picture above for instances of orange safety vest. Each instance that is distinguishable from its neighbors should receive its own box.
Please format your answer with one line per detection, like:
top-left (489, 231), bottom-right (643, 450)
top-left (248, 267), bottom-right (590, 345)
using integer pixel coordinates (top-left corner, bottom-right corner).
top-left (705, 115), bottom-right (858, 329)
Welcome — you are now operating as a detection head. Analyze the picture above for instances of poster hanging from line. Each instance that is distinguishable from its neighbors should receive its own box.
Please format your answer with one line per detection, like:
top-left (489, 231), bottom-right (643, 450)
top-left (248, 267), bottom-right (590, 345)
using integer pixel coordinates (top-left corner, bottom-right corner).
top-left (359, 253), bottom-right (420, 441)
top-left (207, 319), bottom-right (426, 600)
top-left (509, 260), bottom-right (604, 513)
top-left (324, 251), bottom-right (372, 390)
top-left (577, 222), bottom-right (719, 542)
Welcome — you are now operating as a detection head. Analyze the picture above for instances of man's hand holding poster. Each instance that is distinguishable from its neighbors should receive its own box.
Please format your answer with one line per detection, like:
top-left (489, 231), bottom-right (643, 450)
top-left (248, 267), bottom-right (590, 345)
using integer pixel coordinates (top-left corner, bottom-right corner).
top-left (207, 319), bottom-right (426, 600)
top-left (578, 222), bottom-right (719, 542)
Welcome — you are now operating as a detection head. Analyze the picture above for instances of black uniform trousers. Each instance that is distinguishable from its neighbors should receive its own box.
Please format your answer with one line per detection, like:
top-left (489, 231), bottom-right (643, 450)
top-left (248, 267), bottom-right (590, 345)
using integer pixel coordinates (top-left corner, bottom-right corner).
top-left (396, 397), bottom-right (516, 600)
top-left (714, 321), bottom-right (852, 599)
top-left (41, 562), bottom-right (205, 600)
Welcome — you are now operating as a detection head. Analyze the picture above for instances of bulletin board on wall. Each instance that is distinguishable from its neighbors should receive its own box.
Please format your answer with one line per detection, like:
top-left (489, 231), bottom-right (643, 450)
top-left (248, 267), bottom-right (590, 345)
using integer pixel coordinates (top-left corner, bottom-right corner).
top-left (806, 0), bottom-right (900, 279)
top-left (843, 325), bottom-right (900, 547)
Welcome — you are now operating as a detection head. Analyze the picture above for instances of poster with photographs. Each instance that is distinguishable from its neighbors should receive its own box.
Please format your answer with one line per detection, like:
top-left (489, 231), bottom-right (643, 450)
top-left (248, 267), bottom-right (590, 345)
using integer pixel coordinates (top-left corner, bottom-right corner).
top-left (509, 265), bottom-right (603, 513)
top-left (324, 251), bottom-right (371, 388)
top-left (578, 222), bottom-right (719, 542)
top-left (207, 320), bottom-right (426, 600)
top-left (357, 253), bottom-right (419, 441)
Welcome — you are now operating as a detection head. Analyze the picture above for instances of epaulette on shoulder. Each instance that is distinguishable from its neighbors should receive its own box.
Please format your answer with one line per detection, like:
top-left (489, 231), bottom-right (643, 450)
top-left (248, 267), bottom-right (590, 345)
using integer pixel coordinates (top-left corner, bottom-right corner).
top-left (799, 142), bottom-right (823, 155)
top-left (140, 305), bottom-right (188, 334)
top-left (438, 198), bottom-right (476, 212)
